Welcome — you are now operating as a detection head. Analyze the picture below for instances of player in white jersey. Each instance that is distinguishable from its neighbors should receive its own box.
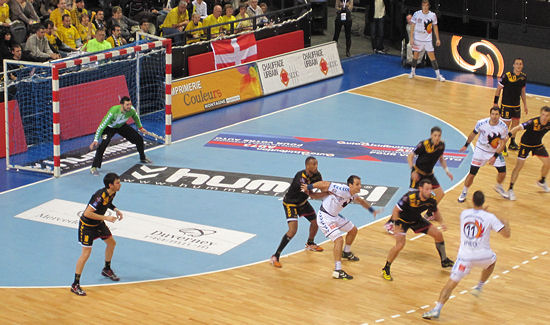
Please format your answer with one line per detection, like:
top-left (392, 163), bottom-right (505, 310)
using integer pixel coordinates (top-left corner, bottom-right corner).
top-left (458, 107), bottom-right (509, 203)
top-left (409, 0), bottom-right (445, 81)
top-left (302, 175), bottom-right (379, 280)
top-left (422, 191), bottom-right (510, 320)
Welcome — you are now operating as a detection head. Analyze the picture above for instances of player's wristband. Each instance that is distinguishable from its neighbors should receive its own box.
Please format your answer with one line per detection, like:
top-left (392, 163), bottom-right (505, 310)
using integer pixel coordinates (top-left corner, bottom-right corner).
top-left (307, 184), bottom-right (314, 191)
top-left (368, 207), bottom-right (375, 213)
top-left (464, 141), bottom-right (470, 147)
top-left (493, 153), bottom-right (499, 158)
top-left (494, 96), bottom-right (499, 104)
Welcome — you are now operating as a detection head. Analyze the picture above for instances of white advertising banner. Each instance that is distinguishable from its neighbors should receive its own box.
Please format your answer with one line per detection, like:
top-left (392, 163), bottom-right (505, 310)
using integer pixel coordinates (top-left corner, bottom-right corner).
top-left (14, 199), bottom-right (255, 255)
top-left (257, 42), bottom-right (343, 95)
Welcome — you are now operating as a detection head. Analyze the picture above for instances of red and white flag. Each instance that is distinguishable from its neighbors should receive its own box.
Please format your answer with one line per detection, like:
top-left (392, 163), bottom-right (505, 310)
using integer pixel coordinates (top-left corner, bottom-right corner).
top-left (211, 34), bottom-right (258, 70)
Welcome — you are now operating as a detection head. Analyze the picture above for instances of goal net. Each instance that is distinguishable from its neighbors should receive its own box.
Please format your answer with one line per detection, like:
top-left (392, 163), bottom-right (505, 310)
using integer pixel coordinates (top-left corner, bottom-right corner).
top-left (3, 39), bottom-right (172, 177)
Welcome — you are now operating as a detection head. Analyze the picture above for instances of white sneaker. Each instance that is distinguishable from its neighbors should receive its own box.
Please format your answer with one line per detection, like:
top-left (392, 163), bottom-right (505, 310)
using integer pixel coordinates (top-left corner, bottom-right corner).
top-left (508, 189), bottom-right (516, 201)
top-left (494, 184), bottom-right (509, 199)
top-left (471, 287), bottom-right (482, 298)
top-left (437, 74), bottom-right (446, 82)
top-left (408, 72), bottom-right (415, 79)
top-left (536, 180), bottom-right (550, 192)
top-left (457, 192), bottom-right (467, 203)
top-left (90, 167), bottom-right (99, 176)
top-left (422, 309), bottom-right (440, 319)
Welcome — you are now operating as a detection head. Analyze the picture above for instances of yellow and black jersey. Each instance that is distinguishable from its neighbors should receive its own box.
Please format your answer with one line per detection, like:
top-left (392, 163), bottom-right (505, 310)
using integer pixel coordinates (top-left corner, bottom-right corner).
top-left (520, 116), bottom-right (550, 146)
top-left (500, 71), bottom-right (526, 107)
top-left (396, 190), bottom-right (437, 223)
top-left (413, 139), bottom-right (445, 175)
top-left (80, 188), bottom-right (116, 226)
top-left (283, 169), bottom-right (322, 205)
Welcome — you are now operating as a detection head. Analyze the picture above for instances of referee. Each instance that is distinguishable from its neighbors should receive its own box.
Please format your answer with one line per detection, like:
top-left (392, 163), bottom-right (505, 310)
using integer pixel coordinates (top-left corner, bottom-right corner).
top-left (493, 58), bottom-right (528, 154)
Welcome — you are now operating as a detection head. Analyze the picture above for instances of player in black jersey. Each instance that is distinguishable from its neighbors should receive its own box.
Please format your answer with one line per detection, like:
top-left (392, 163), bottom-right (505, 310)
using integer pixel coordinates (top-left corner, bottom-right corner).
top-left (270, 157), bottom-right (327, 268)
top-left (382, 179), bottom-right (454, 281)
top-left (70, 173), bottom-right (124, 296)
top-left (506, 106), bottom-right (550, 200)
top-left (493, 58), bottom-right (528, 153)
top-left (385, 127), bottom-right (453, 233)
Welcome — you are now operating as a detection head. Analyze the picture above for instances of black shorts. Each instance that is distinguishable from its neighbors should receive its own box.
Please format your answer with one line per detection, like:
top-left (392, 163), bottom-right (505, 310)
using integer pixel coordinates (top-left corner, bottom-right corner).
top-left (518, 144), bottom-right (549, 159)
top-left (410, 170), bottom-right (440, 189)
top-left (283, 201), bottom-right (316, 222)
top-left (395, 217), bottom-right (432, 234)
top-left (78, 219), bottom-right (112, 246)
top-left (499, 105), bottom-right (521, 120)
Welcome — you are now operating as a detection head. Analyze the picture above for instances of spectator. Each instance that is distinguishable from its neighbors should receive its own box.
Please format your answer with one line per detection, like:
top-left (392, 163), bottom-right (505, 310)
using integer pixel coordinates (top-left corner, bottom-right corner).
top-left (106, 24), bottom-right (126, 47)
top-left (246, 0), bottom-right (265, 26)
top-left (44, 19), bottom-right (67, 55)
top-left (0, 29), bottom-right (13, 61)
top-left (25, 24), bottom-right (60, 61)
top-left (184, 12), bottom-right (202, 44)
top-left (220, 4), bottom-right (235, 34)
top-left (108, 5), bottom-right (138, 42)
top-left (57, 13), bottom-right (81, 50)
top-left (83, 27), bottom-right (111, 52)
top-left (333, 0), bottom-right (352, 57)
top-left (77, 12), bottom-right (95, 44)
top-left (157, 0), bottom-right (178, 28)
top-left (235, 2), bottom-right (251, 31)
top-left (135, 19), bottom-right (149, 39)
top-left (93, 9), bottom-right (106, 30)
top-left (128, 0), bottom-right (159, 35)
top-left (366, 0), bottom-right (390, 54)
top-left (49, 0), bottom-right (70, 28)
top-left (1, 0), bottom-right (12, 31)
top-left (192, 0), bottom-right (206, 19)
top-left (203, 4), bottom-right (223, 37)
top-left (30, 0), bottom-right (52, 20)
top-left (9, 0), bottom-right (40, 26)
top-left (160, 0), bottom-right (189, 44)
top-left (70, 0), bottom-right (87, 27)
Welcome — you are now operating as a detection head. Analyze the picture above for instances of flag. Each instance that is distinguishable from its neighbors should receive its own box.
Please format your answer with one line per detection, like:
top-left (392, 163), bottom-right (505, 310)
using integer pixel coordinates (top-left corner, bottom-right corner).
top-left (211, 34), bottom-right (258, 70)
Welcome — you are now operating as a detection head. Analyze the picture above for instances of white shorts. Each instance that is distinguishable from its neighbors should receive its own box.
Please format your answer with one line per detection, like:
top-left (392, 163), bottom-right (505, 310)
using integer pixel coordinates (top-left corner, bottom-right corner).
top-left (450, 253), bottom-right (497, 282)
top-left (317, 210), bottom-right (355, 241)
top-left (471, 146), bottom-right (506, 168)
top-left (412, 39), bottom-right (434, 52)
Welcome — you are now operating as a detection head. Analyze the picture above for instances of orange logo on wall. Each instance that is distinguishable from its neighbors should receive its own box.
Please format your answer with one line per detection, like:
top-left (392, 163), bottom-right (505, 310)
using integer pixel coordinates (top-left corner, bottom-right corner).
top-left (451, 36), bottom-right (504, 77)
top-left (320, 58), bottom-right (328, 75)
top-left (280, 68), bottom-right (289, 86)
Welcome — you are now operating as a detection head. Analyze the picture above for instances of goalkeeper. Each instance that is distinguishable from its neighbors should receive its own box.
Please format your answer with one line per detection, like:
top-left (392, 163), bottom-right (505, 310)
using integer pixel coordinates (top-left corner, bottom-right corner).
top-left (89, 96), bottom-right (152, 175)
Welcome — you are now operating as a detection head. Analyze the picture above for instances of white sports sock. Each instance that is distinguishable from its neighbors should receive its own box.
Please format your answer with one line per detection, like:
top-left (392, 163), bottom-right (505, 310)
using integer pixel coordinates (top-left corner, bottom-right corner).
top-left (344, 245), bottom-right (351, 253)
top-left (335, 261), bottom-right (342, 270)
top-left (434, 302), bottom-right (443, 312)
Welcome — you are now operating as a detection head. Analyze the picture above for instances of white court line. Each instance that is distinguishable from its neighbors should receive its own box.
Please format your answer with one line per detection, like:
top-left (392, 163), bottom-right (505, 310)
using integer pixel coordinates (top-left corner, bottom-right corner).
top-left (406, 309), bottom-right (416, 314)
top-left (420, 305), bottom-right (430, 309)
top-left (512, 265), bottom-right (520, 269)
top-left (532, 256), bottom-right (539, 260)
top-left (460, 290), bottom-right (468, 294)
top-left (493, 275), bottom-right (500, 279)
top-left (375, 319), bottom-right (385, 323)
top-left (542, 251), bottom-right (548, 255)
top-left (502, 270), bottom-right (510, 274)
top-left (391, 314), bottom-right (401, 318)
top-left (522, 260), bottom-right (529, 264)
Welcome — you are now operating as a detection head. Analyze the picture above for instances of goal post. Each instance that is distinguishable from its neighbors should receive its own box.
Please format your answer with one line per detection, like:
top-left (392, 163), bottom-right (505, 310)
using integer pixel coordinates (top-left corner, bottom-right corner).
top-left (4, 38), bottom-right (172, 177)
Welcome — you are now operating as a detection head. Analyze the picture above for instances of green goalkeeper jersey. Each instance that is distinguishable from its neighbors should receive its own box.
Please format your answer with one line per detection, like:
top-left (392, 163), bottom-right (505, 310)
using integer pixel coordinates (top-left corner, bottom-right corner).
top-left (94, 105), bottom-right (143, 141)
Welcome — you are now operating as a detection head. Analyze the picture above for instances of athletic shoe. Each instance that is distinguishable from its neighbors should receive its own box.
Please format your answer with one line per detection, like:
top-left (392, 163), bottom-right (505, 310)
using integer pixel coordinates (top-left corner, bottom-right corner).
top-left (342, 251), bottom-right (360, 261)
top-left (270, 255), bottom-right (281, 268)
top-left (375, 49), bottom-right (388, 54)
top-left (494, 184), bottom-right (509, 199)
top-left (305, 243), bottom-right (324, 252)
top-left (441, 258), bottom-right (454, 268)
top-left (408, 72), bottom-right (415, 79)
top-left (90, 167), bottom-right (99, 176)
top-left (422, 309), bottom-right (440, 320)
top-left (381, 268), bottom-right (393, 281)
top-left (332, 269), bottom-right (353, 280)
top-left (101, 268), bottom-right (120, 281)
top-left (508, 142), bottom-right (519, 150)
top-left (424, 212), bottom-right (435, 221)
top-left (384, 220), bottom-right (395, 235)
top-left (536, 180), bottom-right (550, 192)
top-left (471, 287), bottom-right (482, 297)
top-left (457, 192), bottom-right (467, 203)
top-left (437, 74), bottom-right (446, 82)
top-left (70, 283), bottom-right (86, 296)
top-left (508, 189), bottom-right (516, 201)
top-left (140, 157), bottom-right (153, 164)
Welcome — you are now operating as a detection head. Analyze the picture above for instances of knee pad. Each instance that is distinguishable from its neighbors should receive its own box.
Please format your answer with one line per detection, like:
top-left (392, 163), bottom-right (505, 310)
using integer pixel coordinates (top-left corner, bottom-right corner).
top-left (431, 59), bottom-right (439, 70)
top-left (469, 165), bottom-right (480, 175)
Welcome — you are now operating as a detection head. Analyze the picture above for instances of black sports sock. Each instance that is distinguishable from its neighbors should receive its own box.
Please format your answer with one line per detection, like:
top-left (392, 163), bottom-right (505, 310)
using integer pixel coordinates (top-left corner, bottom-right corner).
top-left (274, 235), bottom-right (292, 258)
top-left (509, 183), bottom-right (514, 190)
top-left (510, 137), bottom-right (516, 145)
top-left (104, 261), bottom-right (111, 270)
top-left (540, 177), bottom-right (546, 184)
top-left (436, 242), bottom-right (447, 261)
top-left (73, 273), bottom-right (81, 285)
top-left (384, 261), bottom-right (392, 271)
top-left (307, 238), bottom-right (315, 245)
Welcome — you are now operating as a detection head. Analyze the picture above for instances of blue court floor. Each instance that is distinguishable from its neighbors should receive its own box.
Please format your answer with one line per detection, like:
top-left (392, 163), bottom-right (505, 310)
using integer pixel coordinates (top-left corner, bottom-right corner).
top-left (1, 54), bottom-right (549, 287)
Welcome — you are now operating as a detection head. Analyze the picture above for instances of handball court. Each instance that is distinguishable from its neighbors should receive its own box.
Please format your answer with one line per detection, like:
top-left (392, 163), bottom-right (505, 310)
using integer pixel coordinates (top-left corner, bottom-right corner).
top-left (1, 55), bottom-right (550, 324)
